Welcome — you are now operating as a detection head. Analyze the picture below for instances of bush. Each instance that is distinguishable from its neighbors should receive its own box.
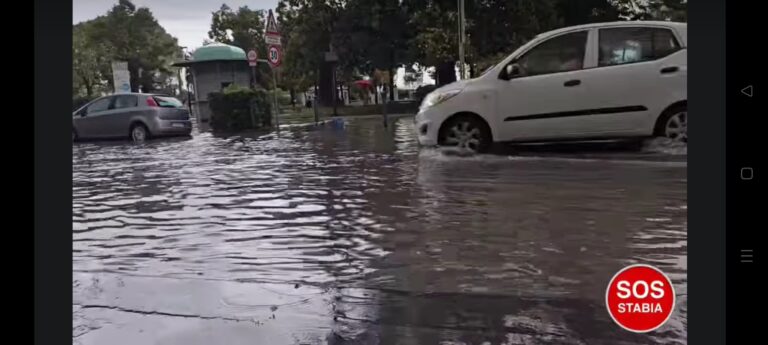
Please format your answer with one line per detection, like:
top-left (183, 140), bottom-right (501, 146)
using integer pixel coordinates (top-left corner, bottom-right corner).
top-left (209, 86), bottom-right (272, 132)
top-left (275, 89), bottom-right (293, 107)
top-left (414, 84), bottom-right (438, 103)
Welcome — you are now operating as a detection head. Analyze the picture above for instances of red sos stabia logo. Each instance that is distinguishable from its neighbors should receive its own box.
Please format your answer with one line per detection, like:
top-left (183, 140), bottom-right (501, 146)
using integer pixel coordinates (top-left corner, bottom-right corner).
top-left (606, 264), bottom-right (676, 333)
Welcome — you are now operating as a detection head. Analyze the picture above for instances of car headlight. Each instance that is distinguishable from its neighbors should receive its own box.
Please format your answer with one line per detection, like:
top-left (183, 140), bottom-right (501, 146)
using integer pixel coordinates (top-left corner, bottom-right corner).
top-left (420, 89), bottom-right (462, 112)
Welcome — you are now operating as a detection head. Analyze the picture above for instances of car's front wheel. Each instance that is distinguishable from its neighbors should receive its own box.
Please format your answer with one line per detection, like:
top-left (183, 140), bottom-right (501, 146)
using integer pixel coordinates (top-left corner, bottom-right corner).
top-left (130, 123), bottom-right (150, 143)
top-left (438, 114), bottom-right (492, 153)
top-left (655, 104), bottom-right (687, 142)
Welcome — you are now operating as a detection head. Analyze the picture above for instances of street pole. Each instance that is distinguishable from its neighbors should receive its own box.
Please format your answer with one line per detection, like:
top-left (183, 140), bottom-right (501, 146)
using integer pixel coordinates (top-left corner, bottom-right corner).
top-left (314, 69), bottom-right (320, 124)
top-left (332, 64), bottom-right (338, 117)
top-left (381, 84), bottom-right (388, 128)
top-left (272, 67), bottom-right (280, 133)
top-left (458, 0), bottom-right (466, 80)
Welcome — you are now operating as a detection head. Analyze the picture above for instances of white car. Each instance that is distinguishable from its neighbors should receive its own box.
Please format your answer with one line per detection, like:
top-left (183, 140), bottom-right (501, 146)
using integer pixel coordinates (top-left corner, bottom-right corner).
top-left (415, 21), bottom-right (687, 152)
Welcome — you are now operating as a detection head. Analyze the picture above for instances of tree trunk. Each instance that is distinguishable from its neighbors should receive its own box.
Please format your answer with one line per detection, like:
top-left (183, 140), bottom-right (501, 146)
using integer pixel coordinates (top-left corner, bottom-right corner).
top-left (374, 80), bottom-right (379, 105)
top-left (388, 68), bottom-right (395, 101)
top-left (318, 62), bottom-right (335, 107)
top-left (436, 61), bottom-right (456, 86)
top-left (289, 88), bottom-right (296, 107)
top-left (469, 63), bottom-right (476, 78)
top-left (82, 76), bottom-right (93, 97)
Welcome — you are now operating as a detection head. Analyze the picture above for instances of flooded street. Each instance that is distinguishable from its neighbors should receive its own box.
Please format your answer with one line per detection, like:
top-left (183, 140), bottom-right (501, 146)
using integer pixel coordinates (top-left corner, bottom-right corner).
top-left (73, 117), bottom-right (686, 345)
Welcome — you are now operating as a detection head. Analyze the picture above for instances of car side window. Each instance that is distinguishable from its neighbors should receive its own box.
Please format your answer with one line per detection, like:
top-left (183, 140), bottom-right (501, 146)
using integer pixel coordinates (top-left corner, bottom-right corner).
top-left (114, 95), bottom-right (138, 110)
top-left (86, 98), bottom-right (111, 114)
top-left (598, 27), bottom-right (681, 67)
top-left (515, 31), bottom-right (588, 77)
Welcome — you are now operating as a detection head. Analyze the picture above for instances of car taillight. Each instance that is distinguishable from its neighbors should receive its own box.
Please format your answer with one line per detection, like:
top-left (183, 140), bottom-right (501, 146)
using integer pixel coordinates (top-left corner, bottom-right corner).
top-left (146, 97), bottom-right (159, 107)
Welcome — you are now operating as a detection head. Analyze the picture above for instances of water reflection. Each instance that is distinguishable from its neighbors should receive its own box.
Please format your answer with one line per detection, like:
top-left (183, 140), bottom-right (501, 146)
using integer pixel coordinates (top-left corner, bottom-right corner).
top-left (74, 117), bottom-right (686, 344)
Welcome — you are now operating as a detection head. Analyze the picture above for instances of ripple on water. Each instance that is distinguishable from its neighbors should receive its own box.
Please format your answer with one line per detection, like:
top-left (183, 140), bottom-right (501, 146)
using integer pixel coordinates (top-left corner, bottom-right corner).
top-left (74, 117), bottom-right (686, 344)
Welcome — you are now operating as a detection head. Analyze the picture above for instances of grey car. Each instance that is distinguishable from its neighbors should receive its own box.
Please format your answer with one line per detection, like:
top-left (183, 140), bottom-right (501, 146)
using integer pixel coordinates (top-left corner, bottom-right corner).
top-left (73, 93), bottom-right (192, 142)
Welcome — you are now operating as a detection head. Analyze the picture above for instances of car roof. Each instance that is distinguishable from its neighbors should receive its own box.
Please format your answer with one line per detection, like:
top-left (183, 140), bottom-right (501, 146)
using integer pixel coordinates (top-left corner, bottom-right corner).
top-left (538, 21), bottom-right (687, 46)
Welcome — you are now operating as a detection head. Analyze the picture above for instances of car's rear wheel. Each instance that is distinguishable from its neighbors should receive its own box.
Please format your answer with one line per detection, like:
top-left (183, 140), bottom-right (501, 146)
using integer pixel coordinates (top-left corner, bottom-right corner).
top-left (438, 114), bottom-right (492, 153)
top-left (655, 104), bottom-right (687, 142)
top-left (130, 123), bottom-right (150, 143)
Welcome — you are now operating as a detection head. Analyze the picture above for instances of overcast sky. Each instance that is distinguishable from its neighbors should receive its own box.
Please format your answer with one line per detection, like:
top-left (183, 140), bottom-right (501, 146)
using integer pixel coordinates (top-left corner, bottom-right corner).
top-left (73, 0), bottom-right (280, 49)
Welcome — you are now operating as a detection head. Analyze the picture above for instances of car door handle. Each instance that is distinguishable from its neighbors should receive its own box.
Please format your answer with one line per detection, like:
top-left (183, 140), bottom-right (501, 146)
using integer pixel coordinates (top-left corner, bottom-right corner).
top-left (564, 79), bottom-right (581, 87)
top-left (660, 66), bottom-right (679, 74)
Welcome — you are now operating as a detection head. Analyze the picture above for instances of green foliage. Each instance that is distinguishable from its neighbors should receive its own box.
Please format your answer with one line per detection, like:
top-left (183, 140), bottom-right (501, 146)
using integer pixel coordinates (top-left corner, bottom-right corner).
top-left (72, 0), bottom-right (181, 96)
top-left (332, 0), bottom-right (409, 76)
top-left (208, 5), bottom-right (266, 52)
top-left (276, 0), bottom-right (345, 94)
top-left (209, 87), bottom-right (273, 132)
top-left (73, 25), bottom-right (114, 97)
top-left (208, 4), bottom-right (274, 88)
top-left (612, 0), bottom-right (687, 21)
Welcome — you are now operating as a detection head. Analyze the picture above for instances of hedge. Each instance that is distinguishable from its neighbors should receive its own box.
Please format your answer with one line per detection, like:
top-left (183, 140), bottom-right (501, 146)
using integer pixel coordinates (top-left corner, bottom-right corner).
top-left (208, 85), bottom-right (272, 132)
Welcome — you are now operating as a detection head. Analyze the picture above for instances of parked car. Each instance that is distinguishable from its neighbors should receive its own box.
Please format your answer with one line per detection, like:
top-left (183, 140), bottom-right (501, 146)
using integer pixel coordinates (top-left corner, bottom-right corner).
top-left (415, 21), bottom-right (687, 152)
top-left (73, 93), bottom-right (192, 142)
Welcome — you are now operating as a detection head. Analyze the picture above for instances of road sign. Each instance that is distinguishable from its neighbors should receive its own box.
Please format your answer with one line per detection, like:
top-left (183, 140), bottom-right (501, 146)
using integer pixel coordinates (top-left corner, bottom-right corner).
top-left (268, 45), bottom-right (281, 67)
top-left (247, 50), bottom-right (258, 67)
top-left (111, 61), bottom-right (131, 93)
top-left (324, 52), bottom-right (338, 62)
top-left (265, 35), bottom-right (282, 46)
top-left (266, 10), bottom-right (279, 35)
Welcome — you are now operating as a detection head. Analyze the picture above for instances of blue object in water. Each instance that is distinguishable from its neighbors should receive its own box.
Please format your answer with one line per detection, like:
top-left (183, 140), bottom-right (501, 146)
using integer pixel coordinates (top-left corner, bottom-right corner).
top-left (329, 118), bottom-right (345, 129)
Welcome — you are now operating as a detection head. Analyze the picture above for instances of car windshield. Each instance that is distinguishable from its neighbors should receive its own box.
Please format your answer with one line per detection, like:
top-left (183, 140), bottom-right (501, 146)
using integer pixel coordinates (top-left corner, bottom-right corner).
top-left (153, 96), bottom-right (184, 108)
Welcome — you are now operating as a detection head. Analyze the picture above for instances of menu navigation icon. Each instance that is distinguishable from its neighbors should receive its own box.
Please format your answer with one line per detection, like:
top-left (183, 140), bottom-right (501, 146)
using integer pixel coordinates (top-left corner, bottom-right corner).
top-left (741, 167), bottom-right (754, 180)
top-left (741, 85), bottom-right (753, 97)
top-left (740, 249), bottom-right (754, 263)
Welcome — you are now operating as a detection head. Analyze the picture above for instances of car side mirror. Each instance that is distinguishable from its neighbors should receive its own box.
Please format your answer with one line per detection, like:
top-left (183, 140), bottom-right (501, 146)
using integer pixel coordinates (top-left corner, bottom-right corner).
top-left (79, 110), bottom-right (87, 117)
top-left (506, 63), bottom-right (522, 79)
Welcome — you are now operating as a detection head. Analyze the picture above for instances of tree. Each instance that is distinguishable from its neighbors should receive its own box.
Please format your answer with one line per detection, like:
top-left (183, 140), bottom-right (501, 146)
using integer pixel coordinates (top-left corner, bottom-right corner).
top-left (465, 0), bottom-right (562, 77)
top-left (276, 0), bottom-right (344, 106)
top-left (613, 0), bottom-right (687, 21)
top-left (402, 0), bottom-right (460, 86)
top-left (556, 0), bottom-right (619, 26)
top-left (332, 0), bottom-right (410, 100)
top-left (81, 0), bottom-right (181, 93)
top-left (276, 0), bottom-right (318, 100)
top-left (208, 4), bottom-right (272, 88)
top-left (208, 4), bottom-right (267, 53)
top-left (73, 24), bottom-right (113, 97)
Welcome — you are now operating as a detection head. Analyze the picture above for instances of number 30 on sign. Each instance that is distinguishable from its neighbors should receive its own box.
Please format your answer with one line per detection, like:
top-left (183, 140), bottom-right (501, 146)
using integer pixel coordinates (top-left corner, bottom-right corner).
top-left (267, 45), bottom-right (281, 68)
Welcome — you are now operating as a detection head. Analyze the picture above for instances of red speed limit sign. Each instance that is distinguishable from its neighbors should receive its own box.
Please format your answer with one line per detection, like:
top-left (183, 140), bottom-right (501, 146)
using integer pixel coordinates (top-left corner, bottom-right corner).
top-left (606, 264), bottom-right (676, 333)
top-left (267, 45), bottom-right (281, 68)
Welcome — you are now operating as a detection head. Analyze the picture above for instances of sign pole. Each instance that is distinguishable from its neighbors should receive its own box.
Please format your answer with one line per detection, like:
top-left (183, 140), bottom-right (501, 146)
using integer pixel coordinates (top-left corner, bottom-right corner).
top-left (247, 50), bottom-right (259, 128)
top-left (313, 69), bottom-right (319, 124)
top-left (272, 67), bottom-right (280, 132)
top-left (265, 9), bottom-right (283, 132)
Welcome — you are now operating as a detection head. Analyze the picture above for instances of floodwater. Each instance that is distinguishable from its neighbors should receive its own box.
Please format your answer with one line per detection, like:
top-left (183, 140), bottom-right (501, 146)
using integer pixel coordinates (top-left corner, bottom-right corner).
top-left (73, 117), bottom-right (687, 345)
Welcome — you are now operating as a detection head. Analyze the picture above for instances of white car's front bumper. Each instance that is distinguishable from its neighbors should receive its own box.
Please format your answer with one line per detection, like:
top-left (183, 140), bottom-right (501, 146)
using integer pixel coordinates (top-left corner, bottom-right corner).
top-left (414, 108), bottom-right (445, 147)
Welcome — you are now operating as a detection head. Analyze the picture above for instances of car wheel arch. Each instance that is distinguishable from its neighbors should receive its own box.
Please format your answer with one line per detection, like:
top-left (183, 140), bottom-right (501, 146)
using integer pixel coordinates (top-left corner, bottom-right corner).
top-left (653, 100), bottom-right (687, 135)
top-left (129, 120), bottom-right (150, 135)
top-left (438, 111), bottom-right (494, 143)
